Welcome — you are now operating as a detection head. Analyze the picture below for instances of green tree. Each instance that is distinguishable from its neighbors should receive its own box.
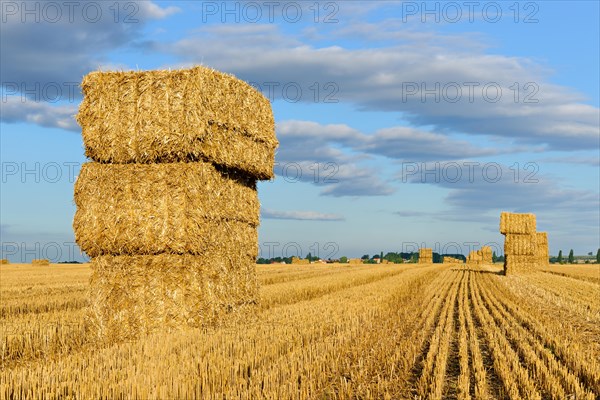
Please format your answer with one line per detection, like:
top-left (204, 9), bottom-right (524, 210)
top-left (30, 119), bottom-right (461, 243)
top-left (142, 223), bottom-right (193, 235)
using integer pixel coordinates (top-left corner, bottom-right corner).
top-left (361, 254), bottom-right (369, 260)
top-left (306, 252), bottom-right (312, 262)
top-left (380, 251), bottom-right (384, 261)
top-left (557, 250), bottom-right (563, 264)
top-left (596, 249), bottom-right (600, 263)
top-left (339, 256), bottom-right (348, 264)
top-left (568, 249), bottom-right (574, 264)
top-left (492, 251), bottom-right (498, 263)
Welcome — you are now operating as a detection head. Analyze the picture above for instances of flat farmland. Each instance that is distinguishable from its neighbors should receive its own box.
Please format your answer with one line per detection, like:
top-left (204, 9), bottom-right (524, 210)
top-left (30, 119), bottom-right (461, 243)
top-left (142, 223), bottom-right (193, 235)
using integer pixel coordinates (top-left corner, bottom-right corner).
top-left (1, 263), bottom-right (599, 399)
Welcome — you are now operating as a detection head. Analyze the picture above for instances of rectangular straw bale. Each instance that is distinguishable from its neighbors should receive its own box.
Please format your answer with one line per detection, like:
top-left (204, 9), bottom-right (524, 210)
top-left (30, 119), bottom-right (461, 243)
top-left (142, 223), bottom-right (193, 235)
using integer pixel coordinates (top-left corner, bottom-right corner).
top-left (480, 246), bottom-right (493, 264)
top-left (74, 162), bottom-right (259, 257)
top-left (0, 259), bottom-right (8, 265)
top-left (443, 257), bottom-right (462, 264)
top-left (291, 257), bottom-right (310, 264)
top-left (536, 232), bottom-right (549, 267)
top-left (500, 212), bottom-right (537, 234)
top-left (77, 67), bottom-right (278, 179)
top-left (86, 253), bottom-right (258, 343)
top-left (349, 258), bottom-right (363, 264)
top-left (504, 233), bottom-right (537, 255)
top-left (32, 259), bottom-right (50, 266)
top-left (418, 248), bottom-right (433, 264)
top-left (504, 254), bottom-right (536, 275)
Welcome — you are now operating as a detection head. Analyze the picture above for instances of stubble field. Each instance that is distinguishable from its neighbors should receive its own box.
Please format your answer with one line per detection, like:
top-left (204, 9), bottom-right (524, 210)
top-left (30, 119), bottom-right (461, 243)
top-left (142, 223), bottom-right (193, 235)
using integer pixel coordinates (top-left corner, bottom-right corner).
top-left (1, 262), bottom-right (599, 399)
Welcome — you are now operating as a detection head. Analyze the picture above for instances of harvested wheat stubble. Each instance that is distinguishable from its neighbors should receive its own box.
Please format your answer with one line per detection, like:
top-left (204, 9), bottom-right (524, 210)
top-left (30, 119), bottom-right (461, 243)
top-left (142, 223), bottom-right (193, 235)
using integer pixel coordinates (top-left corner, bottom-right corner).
top-left (87, 253), bottom-right (258, 342)
top-left (74, 162), bottom-right (259, 257)
top-left (31, 259), bottom-right (50, 266)
top-left (77, 67), bottom-right (278, 179)
top-left (500, 212), bottom-right (536, 234)
top-left (536, 232), bottom-right (549, 267)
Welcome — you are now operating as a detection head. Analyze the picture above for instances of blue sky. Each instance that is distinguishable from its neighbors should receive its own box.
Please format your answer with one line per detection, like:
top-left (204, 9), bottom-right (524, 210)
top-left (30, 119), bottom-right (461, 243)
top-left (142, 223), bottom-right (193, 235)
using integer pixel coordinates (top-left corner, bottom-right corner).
top-left (1, 1), bottom-right (598, 262)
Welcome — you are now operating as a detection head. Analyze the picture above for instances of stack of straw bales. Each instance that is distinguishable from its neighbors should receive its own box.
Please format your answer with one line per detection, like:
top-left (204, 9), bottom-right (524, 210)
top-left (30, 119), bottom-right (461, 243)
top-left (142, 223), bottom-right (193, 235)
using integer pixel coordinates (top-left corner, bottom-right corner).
top-left (1, 259), bottom-right (9, 265)
top-left (291, 257), bottom-right (310, 265)
top-left (32, 259), bottom-right (50, 266)
top-left (349, 258), bottom-right (363, 264)
top-left (467, 246), bottom-right (493, 265)
top-left (443, 256), bottom-right (462, 264)
top-left (500, 212), bottom-right (540, 275)
top-left (74, 67), bottom-right (277, 342)
top-left (418, 248), bottom-right (433, 264)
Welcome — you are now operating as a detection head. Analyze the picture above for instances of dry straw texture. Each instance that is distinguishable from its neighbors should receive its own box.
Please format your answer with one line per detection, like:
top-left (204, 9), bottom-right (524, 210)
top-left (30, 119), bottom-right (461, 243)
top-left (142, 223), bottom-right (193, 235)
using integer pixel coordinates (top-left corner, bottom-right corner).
top-left (504, 234), bottom-right (537, 255)
top-left (77, 67), bottom-right (277, 179)
top-left (442, 257), bottom-right (462, 264)
top-left (87, 254), bottom-right (258, 343)
top-left (1, 259), bottom-right (8, 265)
top-left (31, 259), bottom-right (50, 266)
top-left (291, 257), bottom-right (310, 265)
top-left (536, 232), bottom-right (549, 267)
top-left (74, 162), bottom-right (258, 257)
top-left (349, 258), bottom-right (363, 264)
top-left (500, 212), bottom-right (537, 234)
top-left (419, 248), bottom-right (433, 264)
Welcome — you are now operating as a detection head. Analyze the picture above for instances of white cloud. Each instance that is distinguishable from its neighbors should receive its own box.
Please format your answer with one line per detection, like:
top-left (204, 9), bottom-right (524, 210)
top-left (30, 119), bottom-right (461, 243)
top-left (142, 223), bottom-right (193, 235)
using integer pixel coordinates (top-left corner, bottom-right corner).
top-left (1, 98), bottom-right (79, 131)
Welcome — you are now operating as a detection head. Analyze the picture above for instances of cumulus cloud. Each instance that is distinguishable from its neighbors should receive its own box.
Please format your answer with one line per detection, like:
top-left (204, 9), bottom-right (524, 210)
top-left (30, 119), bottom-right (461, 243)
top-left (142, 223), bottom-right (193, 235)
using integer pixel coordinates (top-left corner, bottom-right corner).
top-left (1, 1), bottom-right (179, 100)
top-left (1, 98), bottom-right (79, 131)
top-left (165, 23), bottom-right (599, 151)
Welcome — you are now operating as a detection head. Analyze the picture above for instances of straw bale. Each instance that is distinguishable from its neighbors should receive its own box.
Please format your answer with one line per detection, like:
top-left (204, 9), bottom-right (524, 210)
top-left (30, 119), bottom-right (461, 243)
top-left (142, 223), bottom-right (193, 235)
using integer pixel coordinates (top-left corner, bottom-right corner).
top-left (500, 212), bottom-right (536, 234)
top-left (349, 258), bottom-right (363, 264)
top-left (504, 254), bottom-right (536, 275)
top-left (87, 253), bottom-right (258, 342)
top-left (418, 248), bottom-right (433, 264)
top-left (536, 232), bottom-right (549, 267)
top-left (74, 162), bottom-right (259, 257)
top-left (480, 246), bottom-right (493, 264)
top-left (0, 259), bottom-right (8, 265)
top-left (442, 257), bottom-right (462, 264)
top-left (32, 259), bottom-right (50, 266)
top-left (77, 67), bottom-right (277, 179)
top-left (504, 233), bottom-right (537, 255)
top-left (291, 257), bottom-right (310, 265)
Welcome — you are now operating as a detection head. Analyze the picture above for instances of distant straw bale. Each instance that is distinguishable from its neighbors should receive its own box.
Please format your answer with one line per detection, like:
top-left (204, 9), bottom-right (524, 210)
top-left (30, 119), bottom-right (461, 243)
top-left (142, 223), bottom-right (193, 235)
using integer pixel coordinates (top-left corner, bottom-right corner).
top-left (419, 248), bottom-right (433, 264)
top-left (76, 67), bottom-right (277, 179)
top-left (291, 257), bottom-right (310, 265)
top-left (74, 162), bottom-right (258, 257)
top-left (87, 253), bottom-right (258, 342)
top-left (501, 212), bottom-right (540, 274)
top-left (349, 258), bottom-right (363, 264)
top-left (0, 259), bottom-right (8, 265)
top-left (32, 259), bottom-right (50, 266)
top-left (443, 257), bottom-right (462, 264)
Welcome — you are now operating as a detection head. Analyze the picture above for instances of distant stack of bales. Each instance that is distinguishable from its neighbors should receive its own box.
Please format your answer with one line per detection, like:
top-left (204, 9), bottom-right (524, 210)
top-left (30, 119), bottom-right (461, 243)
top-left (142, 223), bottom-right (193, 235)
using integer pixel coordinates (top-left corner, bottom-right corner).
top-left (418, 248), bottom-right (433, 264)
top-left (74, 67), bottom-right (277, 342)
top-left (443, 256), bottom-right (462, 264)
top-left (500, 212), bottom-right (546, 275)
top-left (31, 259), bottom-right (50, 266)
top-left (291, 257), bottom-right (310, 265)
top-left (1, 259), bottom-right (9, 265)
top-left (349, 258), bottom-right (363, 264)
top-left (466, 246), bottom-right (492, 265)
